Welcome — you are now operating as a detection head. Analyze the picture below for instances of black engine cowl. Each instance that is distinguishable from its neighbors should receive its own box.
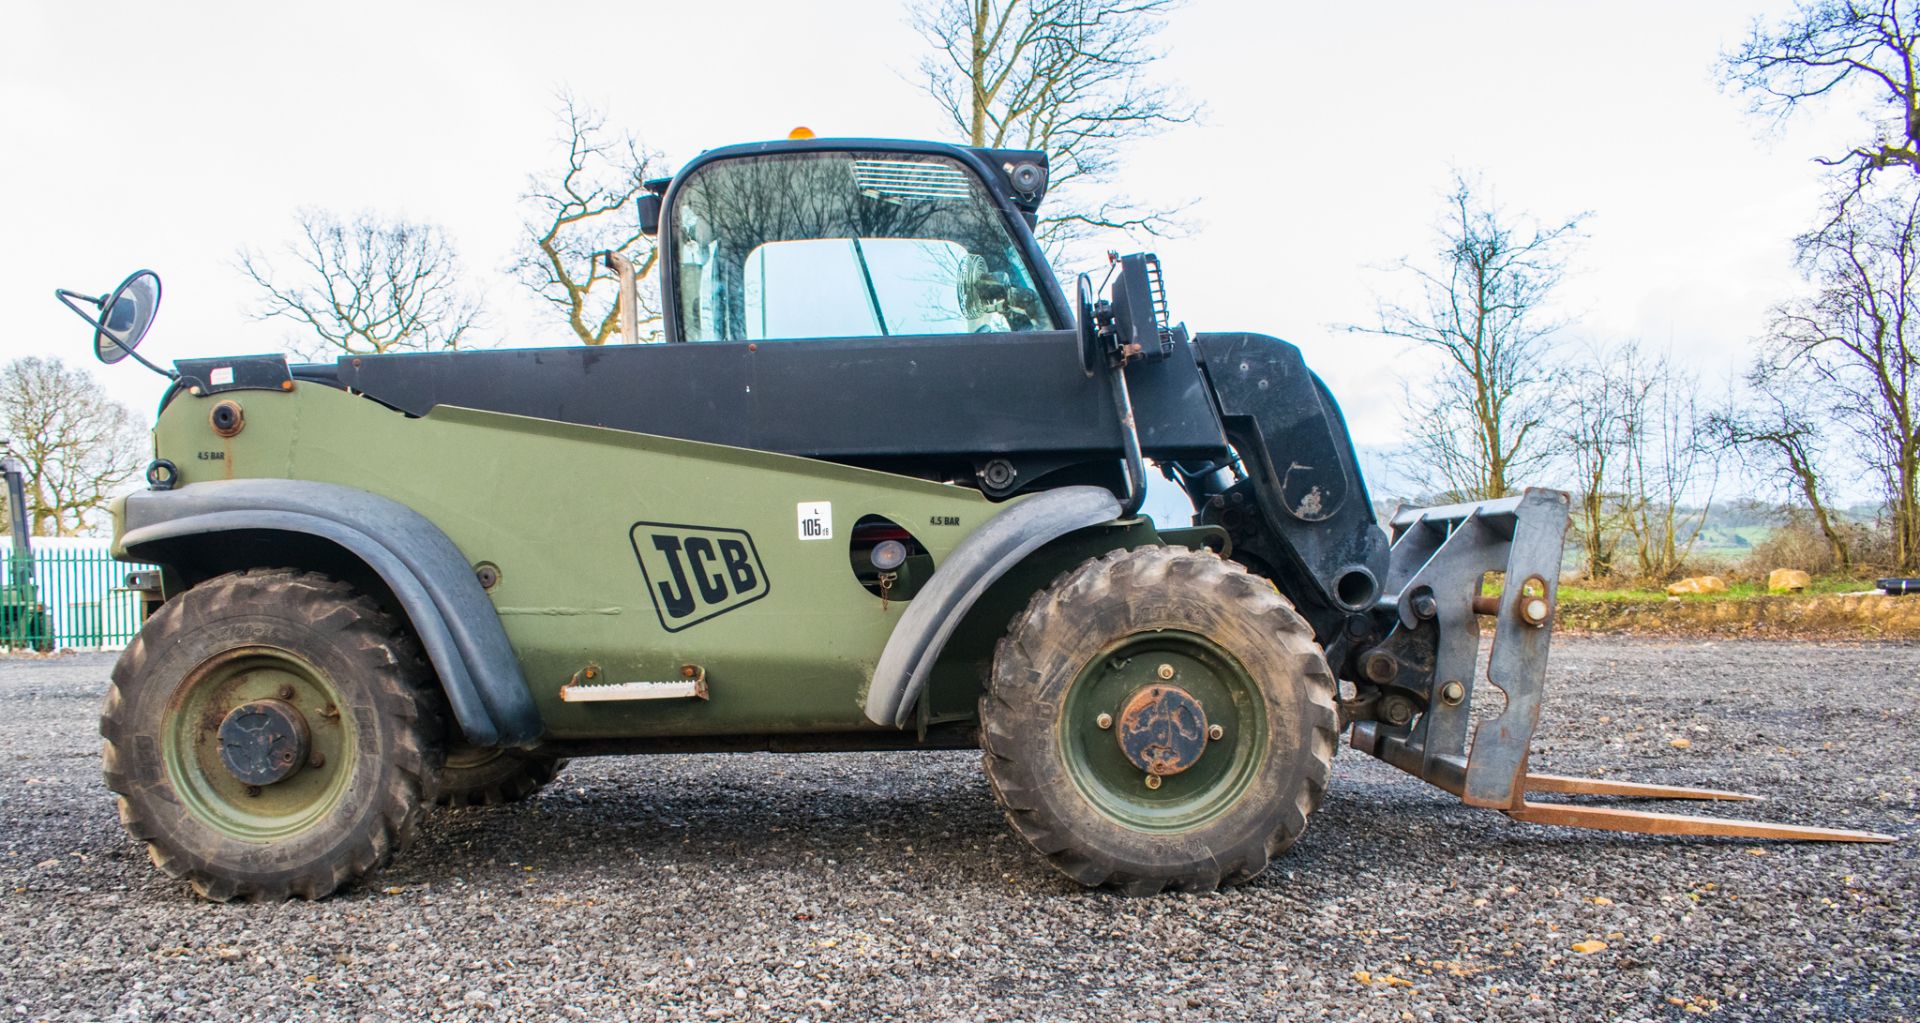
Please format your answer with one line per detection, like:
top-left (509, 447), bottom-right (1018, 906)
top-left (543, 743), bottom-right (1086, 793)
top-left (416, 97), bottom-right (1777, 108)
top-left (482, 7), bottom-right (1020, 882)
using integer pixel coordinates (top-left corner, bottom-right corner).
top-left (1191, 333), bottom-right (1392, 638)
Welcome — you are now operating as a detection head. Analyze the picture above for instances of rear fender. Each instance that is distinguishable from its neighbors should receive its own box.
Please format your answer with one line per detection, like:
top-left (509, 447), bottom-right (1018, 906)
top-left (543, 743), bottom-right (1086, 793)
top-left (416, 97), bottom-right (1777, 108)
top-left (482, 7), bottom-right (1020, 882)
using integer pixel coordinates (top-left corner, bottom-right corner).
top-left (116, 479), bottom-right (540, 747)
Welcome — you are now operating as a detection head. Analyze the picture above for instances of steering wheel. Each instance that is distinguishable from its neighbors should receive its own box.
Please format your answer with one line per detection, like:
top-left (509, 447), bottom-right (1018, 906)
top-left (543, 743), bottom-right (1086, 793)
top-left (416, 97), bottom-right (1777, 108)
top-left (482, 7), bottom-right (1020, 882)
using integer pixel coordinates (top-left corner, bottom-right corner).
top-left (1076, 273), bottom-right (1101, 377)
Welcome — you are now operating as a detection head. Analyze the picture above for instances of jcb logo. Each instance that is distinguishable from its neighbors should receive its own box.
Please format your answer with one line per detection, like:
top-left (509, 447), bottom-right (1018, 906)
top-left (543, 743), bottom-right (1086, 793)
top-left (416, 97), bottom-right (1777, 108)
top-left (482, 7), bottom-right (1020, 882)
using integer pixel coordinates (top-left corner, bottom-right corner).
top-left (629, 522), bottom-right (770, 632)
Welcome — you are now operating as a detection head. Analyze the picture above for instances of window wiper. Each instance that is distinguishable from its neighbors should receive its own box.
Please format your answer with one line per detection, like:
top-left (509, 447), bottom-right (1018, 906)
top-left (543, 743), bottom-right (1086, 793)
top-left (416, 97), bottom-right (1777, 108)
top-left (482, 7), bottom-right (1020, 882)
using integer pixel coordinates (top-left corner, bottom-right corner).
top-left (847, 238), bottom-right (890, 336)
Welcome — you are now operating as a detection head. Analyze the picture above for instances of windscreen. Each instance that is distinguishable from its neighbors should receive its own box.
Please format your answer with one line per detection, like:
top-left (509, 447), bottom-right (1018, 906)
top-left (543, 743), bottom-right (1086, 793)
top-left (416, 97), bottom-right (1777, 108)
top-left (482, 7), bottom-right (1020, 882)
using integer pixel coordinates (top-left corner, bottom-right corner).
top-left (672, 151), bottom-right (1055, 342)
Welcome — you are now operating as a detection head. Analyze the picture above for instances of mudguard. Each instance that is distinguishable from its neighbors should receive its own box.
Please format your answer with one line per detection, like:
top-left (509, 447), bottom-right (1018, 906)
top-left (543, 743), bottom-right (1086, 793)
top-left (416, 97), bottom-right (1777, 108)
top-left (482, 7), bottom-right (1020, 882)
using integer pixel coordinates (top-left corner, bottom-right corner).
top-left (863, 485), bottom-right (1122, 728)
top-left (117, 479), bottom-right (540, 747)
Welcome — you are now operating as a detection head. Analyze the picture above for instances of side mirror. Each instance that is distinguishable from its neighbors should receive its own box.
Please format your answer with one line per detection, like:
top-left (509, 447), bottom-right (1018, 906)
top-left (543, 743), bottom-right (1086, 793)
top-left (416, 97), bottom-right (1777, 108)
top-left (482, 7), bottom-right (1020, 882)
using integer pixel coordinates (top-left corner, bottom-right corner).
top-left (55, 269), bottom-right (173, 378)
top-left (95, 270), bottom-right (162, 364)
top-left (1076, 273), bottom-right (1103, 376)
top-left (636, 193), bottom-right (662, 236)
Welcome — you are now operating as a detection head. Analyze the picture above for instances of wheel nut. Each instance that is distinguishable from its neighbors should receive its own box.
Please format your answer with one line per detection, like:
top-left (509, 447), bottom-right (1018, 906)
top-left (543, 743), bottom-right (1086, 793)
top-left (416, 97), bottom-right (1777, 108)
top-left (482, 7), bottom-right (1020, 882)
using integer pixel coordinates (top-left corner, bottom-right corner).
top-left (1096, 712), bottom-right (1113, 730)
top-left (1156, 664), bottom-right (1175, 680)
top-left (1144, 774), bottom-right (1162, 790)
top-left (278, 685), bottom-right (295, 700)
top-left (245, 785), bottom-right (262, 798)
top-left (1439, 680), bottom-right (1466, 706)
top-left (308, 750), bottom-right (326, 769)
top-left (1208, 724), bottom-right (1224, 741)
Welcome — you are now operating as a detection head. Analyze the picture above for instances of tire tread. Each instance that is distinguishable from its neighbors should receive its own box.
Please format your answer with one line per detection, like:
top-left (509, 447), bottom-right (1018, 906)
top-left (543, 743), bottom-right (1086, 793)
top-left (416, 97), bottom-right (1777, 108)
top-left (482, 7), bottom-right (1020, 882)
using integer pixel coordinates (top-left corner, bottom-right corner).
top-left (100, 568), bottom-right (441, 902)
top-left (980, 546), bottom-right (1338, 895)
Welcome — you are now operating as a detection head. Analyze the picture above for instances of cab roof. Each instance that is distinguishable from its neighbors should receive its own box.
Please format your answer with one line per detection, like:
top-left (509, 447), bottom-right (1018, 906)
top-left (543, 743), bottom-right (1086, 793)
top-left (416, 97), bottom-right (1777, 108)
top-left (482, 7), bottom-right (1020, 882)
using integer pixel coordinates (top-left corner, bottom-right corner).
top-left (646, 137), bottom-right (1052, 219)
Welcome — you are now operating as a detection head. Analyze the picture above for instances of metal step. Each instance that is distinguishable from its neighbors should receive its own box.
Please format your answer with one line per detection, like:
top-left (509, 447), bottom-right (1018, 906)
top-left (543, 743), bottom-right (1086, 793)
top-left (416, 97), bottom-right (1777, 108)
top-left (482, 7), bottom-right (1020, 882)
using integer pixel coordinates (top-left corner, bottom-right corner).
top-left (560, 665), bottom-right (708, 703)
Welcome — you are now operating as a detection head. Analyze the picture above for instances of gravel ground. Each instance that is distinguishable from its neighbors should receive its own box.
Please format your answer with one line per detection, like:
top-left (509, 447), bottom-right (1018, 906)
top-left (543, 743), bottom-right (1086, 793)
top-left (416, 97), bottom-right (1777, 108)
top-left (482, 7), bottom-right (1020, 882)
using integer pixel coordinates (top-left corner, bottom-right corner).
top-left (0, 638), bottom-right (1914, 1022)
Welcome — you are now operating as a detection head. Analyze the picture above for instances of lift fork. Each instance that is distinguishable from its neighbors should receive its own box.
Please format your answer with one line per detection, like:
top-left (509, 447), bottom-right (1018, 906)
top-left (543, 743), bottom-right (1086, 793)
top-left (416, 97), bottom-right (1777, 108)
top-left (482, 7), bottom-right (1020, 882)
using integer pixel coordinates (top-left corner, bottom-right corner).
top-left (1348, 489), bottom-right (1894, 845)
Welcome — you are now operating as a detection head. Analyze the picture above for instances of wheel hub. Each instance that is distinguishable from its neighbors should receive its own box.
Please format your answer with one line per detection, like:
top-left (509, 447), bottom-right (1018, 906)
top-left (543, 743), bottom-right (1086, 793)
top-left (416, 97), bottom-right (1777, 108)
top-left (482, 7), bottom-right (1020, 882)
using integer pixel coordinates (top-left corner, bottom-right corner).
top-left (216, 699), bottom-right (311, 786)
top-left (1117, 684), bottom-right (1210, 776)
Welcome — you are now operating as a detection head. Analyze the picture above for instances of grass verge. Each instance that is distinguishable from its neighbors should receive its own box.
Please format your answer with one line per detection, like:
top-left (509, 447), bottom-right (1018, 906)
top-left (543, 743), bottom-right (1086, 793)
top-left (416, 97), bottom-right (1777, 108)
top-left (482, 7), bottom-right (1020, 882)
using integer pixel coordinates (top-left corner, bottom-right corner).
top-left (1554, 585), bottom-right (1920, 639)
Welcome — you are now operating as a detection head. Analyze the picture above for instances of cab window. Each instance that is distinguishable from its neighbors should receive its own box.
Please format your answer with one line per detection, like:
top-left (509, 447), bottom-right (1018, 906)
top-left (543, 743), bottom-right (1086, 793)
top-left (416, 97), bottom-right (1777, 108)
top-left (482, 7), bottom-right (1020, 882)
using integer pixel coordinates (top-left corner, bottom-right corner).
top-left (673, 151), bottom-right (1054, 342)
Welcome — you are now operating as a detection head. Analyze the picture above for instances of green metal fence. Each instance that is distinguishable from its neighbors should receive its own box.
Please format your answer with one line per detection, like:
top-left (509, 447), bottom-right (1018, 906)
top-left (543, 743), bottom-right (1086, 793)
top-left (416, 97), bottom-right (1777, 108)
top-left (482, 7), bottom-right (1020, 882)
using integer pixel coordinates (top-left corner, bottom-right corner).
top-left (2, 546), bottom-right (157, 650)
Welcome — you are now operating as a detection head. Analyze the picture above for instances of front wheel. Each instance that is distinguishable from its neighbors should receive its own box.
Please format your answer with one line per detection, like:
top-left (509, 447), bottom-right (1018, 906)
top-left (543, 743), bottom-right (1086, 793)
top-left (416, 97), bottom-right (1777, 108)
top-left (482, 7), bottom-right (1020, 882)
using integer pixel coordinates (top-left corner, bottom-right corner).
top-left (981, 546), bottom-right (1338, 895)
top-left (101, 568), bottom-right (442, 901)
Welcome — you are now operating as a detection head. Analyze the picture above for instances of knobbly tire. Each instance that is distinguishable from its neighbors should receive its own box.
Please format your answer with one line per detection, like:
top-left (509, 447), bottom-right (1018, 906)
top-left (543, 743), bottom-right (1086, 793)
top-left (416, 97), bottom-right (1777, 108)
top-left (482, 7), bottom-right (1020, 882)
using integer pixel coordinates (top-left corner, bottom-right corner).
top-left (432, 746), bottom-right (566, 807)
top-left (100, 568), bottom-right (442, 902)
top-left (980, 546), bottom-right (1339, 896)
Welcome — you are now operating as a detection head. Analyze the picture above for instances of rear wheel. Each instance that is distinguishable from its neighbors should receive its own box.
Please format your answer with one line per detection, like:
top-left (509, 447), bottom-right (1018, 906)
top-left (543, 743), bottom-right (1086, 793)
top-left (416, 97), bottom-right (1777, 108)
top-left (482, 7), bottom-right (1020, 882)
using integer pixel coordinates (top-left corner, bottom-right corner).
top-left (980, 546), bottom-right (1338, 895)
top-left (101, 569), bottom-right (441, 901)
top-left (432, 745), bottom-right (566, 807)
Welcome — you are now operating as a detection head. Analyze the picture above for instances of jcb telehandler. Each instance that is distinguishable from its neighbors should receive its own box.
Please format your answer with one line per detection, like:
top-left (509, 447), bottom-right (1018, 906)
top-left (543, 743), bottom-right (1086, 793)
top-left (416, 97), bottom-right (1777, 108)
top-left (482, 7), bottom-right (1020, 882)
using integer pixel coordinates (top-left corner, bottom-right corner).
top-left (61, 136), bottom-right (1890, 901)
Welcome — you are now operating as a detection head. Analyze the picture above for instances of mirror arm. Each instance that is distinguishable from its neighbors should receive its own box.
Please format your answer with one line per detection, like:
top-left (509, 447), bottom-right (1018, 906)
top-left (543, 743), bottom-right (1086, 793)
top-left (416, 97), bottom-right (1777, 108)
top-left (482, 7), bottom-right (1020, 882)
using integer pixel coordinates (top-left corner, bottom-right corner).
top-left (120, 346), bottom-right (178, 381)
top-left (1079, 270), bottom-right (1147, 516)
top-left (54, 287), bottom-right (109, 331)
top-left (1105, 356), bottom-right (1150, 518)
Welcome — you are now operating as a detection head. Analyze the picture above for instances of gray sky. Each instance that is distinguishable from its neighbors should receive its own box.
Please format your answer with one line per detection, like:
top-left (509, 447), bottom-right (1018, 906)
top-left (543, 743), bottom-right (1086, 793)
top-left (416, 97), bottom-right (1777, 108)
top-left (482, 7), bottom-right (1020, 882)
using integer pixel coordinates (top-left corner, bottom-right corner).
top-left (0, 0), bottom-right (1864, 489)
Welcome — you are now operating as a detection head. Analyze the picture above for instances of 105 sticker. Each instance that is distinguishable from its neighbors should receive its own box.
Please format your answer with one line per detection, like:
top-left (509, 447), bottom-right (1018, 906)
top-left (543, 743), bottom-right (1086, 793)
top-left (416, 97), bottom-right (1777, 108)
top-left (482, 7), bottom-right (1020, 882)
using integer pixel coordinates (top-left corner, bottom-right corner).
top-left (797, 501), bottom-right (832, 540)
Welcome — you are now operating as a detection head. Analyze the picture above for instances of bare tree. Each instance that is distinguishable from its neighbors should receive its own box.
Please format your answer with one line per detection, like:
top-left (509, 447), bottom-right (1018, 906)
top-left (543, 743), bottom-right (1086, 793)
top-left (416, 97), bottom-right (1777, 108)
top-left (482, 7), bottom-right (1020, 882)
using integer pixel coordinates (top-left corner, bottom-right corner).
top-left (910, 0), bottom-right (1197, 255)
top-left (1561, 351), bottom-right (1630, 579)
top-left (1358, 174), bottom-right (1586, 501)
top-left (1771, 185), bottom-right (1920, 568)
top-left (239, 210), bottom-right (483, 359)
top-left (1614, 347), bottom-right (1715, 581)
top-left (510, 93), bottom-right (662, 345)
top-left (1724, 1), bottom-right (1920, 202)
top-left (1707, 365), bottom-right (1853, 571)
top-left (1, 358), bottom-right (144, 536)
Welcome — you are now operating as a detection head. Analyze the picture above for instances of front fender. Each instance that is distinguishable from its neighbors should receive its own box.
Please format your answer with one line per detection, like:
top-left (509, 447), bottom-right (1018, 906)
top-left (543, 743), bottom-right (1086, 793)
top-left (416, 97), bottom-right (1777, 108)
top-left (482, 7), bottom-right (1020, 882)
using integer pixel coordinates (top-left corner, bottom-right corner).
top-left (117, 479), bottom-right (540, 747)
top-left (864, 485), bottom-right (1122, 728)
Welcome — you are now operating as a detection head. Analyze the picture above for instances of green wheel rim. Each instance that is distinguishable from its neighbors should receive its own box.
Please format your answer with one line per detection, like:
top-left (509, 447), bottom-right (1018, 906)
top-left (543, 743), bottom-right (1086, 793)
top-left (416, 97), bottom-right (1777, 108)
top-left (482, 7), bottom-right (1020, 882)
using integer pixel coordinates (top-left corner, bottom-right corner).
top-left (443, 744), bottom-right (506, 771)
top-left (162, 646), bottom-right (355, 842)
top-left (1059, 630), bottom-right (1268, 832)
